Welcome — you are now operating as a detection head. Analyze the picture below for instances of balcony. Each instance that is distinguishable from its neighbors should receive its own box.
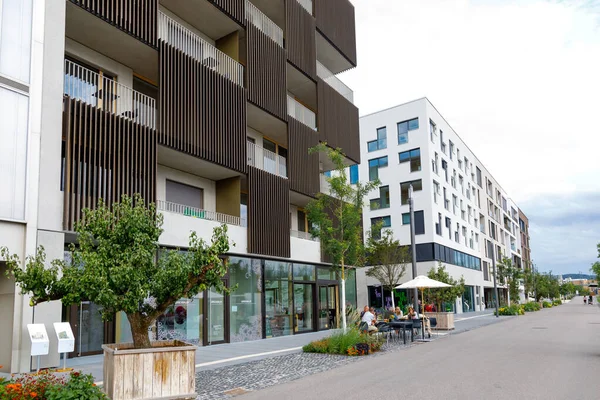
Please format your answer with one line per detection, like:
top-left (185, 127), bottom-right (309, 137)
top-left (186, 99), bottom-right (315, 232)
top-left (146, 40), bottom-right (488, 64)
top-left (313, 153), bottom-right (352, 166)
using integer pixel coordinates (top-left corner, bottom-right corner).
top-left (288, 95), bottom-right (317, 130)
top-left (320, 173), bottom-right (331, 195)
top-left (64, 59), bottom-right (156, 129)
top-left (290, 228), bottom-right (321, 263)
top-left (158, 200), bottom-right (247, 251)
top-left (158, 11), bottom-right (244, 87)
top-left (316, 61), bottom-right (353, 102)
top-left (290, 230), bottom-right (318, 241)
top-left (246, 1), bottom-right (283, 47)
top-left (247, 141), bottom-right (287, 178)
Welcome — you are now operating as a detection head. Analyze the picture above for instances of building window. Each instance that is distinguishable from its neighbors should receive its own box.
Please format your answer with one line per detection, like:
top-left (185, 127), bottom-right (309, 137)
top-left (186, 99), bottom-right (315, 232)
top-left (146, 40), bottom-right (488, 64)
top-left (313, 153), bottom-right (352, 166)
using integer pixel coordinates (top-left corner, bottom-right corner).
top-left (429, 120), bottom-right (437, 143)
top-left (402, 213), bottom-right (411, 225)
top-left (443, 187), bottom-right (449, 210)
top-left (433, 180), bottom-right (440, 203)
top-left (398, 148), bottom-right (421, 172)
top-left (436, 213), bottom-right (442, 235)
top-left (440, 130), bottom-right (446, 154)
top-left (476, 167), bottom-right (482, 188)
top-left (452, 195), bottom-right (458, 215)
top-left (370, 186), bottom-right (390, 210)
top-left (368, 156), bottom-right (388, 181)
top-left (371, 216), bottom-right (391, 239)
top-left (445, 217), bottom-right (452, 240)
top-left (0, 0), bottom-right (33, 84)
top-left (401, 211), bottom-right (424, 234)
top-left (367, 127), bottom-right (387, 152)
top-left (349, 164), bottom-right (358, 184)
top-left (397, 118), bottom-right (419, 145)
top-left (324, 170), bottom-right (332, 177)
top-left (166, 180), bottom-right (204, 210)
top-left (400, 179), bottom-right (422, 205)
top-left (432, 153), bottom-right (439, 175)
top-left (442, 160), bottom-right (448, 182)
top-left (449, 140), bottom-right (454, 160)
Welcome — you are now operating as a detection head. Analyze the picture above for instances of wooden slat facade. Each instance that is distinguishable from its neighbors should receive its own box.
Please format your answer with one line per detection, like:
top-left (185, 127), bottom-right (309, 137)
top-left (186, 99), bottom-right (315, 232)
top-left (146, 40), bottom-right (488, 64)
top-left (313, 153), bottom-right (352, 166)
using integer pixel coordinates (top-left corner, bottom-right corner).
top-left (246, 24), bottom-right (287, 121)
top-left (288, 118), bottom-right (319, 197)
top-left (317, 78), bottom-right (360, 164)
top-left (248, 167), bottom-right (290, 258)
top-left (314, 0), bottom-right (357, 68)
top-left (69, 0), bottom-right (158, 47)
top-left (210, 0), bottom-right (246, 27)
top-left (158, 41), bottom-right (247, 174)
top-left (285, 0), bottom-right (317, 79)
top-left (62, 96), bottom-right (156, 231)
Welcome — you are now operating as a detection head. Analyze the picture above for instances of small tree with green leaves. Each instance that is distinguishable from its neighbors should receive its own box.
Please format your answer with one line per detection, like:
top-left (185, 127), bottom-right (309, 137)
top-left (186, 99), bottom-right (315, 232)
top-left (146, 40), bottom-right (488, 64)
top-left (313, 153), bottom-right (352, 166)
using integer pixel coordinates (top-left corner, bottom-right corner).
top-left (365, 229), bottom-right (410, 309)
top-left (497, 256), bottom-right (523, 304)
top-left (306, 144), bottom-right (379, 331)
top-left (0, 195), bottom-right (231, 349)
top-left (590, 243), bottom-right (600, 282)
top-left (425, 263), bottom-right (465, 313)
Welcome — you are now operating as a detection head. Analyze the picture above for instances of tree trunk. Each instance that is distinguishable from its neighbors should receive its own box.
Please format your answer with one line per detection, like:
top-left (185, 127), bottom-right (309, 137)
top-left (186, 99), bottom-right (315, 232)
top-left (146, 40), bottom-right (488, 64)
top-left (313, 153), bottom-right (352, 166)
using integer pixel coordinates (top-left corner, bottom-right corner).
top-left (127, 313), bottom-right (152, 349)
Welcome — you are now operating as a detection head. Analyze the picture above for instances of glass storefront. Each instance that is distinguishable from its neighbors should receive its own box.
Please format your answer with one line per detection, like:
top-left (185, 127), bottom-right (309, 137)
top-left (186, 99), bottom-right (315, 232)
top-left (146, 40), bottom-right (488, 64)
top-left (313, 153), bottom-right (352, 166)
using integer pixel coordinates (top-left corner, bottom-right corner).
top-left (462, 285), bottom-right (475, 312)
top-left (265, 261), bottom-right (294, 337)
top-left (229, 257), bottom-right (262, 342)
top-left (294, 283), bottom-right (314, 333)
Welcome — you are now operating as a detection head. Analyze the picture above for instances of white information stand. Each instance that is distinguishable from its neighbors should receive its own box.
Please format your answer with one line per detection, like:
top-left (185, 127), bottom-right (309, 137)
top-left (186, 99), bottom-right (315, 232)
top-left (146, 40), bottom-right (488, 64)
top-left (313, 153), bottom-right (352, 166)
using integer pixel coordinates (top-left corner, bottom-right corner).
top-left (53, 322), bottom-right (75, 371)
top-left (27, 324), bottom-right (50, 372)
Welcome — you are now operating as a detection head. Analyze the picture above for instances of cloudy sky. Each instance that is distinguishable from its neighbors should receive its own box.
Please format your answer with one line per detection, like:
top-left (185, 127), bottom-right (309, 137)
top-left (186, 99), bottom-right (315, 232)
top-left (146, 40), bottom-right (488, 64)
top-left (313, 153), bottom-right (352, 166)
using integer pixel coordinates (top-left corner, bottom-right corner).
top-left (341, 0), bottom-right (600, 275)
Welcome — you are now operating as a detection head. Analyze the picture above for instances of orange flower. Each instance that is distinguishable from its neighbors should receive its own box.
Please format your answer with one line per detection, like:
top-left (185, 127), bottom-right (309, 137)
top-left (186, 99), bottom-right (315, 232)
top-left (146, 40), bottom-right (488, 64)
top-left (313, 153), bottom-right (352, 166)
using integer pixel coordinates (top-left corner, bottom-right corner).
top-left (30, 392), bottom-right (38, 397)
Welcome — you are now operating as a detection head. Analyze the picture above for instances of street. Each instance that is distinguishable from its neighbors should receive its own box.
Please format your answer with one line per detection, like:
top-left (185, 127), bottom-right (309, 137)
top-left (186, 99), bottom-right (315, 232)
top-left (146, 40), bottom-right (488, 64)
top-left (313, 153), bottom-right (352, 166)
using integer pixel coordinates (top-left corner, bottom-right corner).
top-left (242, 298), bottom-right (600, 400)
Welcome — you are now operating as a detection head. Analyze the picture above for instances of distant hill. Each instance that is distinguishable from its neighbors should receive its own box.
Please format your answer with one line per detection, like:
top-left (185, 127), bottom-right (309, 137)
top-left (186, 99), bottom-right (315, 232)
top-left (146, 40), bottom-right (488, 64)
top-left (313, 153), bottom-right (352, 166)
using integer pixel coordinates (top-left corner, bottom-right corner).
top-left (562, 273), bottom-right (595, 280)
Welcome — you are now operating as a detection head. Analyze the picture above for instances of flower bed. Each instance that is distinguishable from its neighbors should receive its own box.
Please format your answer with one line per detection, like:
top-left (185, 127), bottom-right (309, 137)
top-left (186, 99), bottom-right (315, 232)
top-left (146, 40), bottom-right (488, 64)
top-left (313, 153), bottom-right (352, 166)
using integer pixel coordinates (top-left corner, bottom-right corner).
top-left (0, 371), bottom-right (106, 400)
top-left (522, 302), bottom-right (541, 312)
top-left (303, 329), bottom-right (383, 356)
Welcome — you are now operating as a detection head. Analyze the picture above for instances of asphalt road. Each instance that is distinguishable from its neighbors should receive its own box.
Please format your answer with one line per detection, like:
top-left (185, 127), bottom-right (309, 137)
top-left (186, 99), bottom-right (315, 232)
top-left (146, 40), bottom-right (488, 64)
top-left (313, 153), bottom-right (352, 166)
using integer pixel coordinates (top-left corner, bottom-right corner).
top-left (242, 298), bottom-right (600, 400)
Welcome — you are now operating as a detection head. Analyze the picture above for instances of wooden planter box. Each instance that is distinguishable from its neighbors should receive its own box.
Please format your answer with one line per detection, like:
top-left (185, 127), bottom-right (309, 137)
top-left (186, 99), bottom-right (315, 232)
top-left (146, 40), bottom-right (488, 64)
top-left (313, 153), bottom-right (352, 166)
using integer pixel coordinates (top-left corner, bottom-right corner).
top-left (427, 312), bottom-right (455, 330)
top-left (102, 340), bottom-right (196, 400)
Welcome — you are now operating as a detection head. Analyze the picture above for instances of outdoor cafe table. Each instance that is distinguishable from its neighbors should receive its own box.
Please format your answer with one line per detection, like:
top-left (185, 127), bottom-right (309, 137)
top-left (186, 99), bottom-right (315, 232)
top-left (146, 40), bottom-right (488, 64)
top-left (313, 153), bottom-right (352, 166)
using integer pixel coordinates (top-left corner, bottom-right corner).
top-left (388, 321), bottom-right (414, 344)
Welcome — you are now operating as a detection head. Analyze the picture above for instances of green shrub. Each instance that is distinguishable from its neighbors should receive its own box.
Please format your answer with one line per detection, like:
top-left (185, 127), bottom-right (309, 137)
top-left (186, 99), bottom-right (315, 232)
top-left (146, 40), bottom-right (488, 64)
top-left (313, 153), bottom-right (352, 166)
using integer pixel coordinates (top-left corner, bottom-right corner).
top-left (542, 301), bottom-right (553, 308)
top-left (327, 329), bottom-right (364, 354)
top-left (0, 371), bottom-right (106, 400)
top-left (303, 329), bottom-right (380, 356)
top-left (523, 302), bottom-right (541, 312)
top-left (46, 372), bottom-right (107, 400)
top-left (552, 299), bottom-right (562, 306)
top-left (497, 305), bottom-right (524, 316)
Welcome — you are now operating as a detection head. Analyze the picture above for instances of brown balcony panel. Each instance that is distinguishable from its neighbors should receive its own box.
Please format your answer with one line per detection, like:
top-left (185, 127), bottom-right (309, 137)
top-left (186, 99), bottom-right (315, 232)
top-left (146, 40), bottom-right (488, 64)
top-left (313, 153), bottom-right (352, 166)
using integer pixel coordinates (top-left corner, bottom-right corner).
top-left (69, 0), bottom-right (158, 47)
top-left (285, 0), bottom-right (317, 79)
top-left (248, 167), bottom-right (291, 258)
top-left (159, 41), bottom-right (247, 174)
top-left (62, 96), bottom-right (157, 231)
top-left (317, 78), bottom-right (360, 164)
top-left (210, 0), bottom-right (246, 27)
top-left (315, 0), bottom-right (357, 67)
top-left (288, 118), bottom-right (319, 197)
top-left (247, 25), bottom-right (287, 121)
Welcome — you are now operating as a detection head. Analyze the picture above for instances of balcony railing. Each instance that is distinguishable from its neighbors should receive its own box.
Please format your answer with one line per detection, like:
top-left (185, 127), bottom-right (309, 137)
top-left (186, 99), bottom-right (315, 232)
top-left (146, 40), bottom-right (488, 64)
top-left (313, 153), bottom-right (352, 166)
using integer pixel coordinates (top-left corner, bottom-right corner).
top-left (157, 200), bottom-right (245, 227)
top-left (64, 59), bottom-right (156, 129)
top-left (316, 61), bottom-right (354, 103)
top-left (287, 95), bottom-right (316, 130)
top-left (246, 1), bottom-right (283, 47)
top-left (247, 141), bottom-right (288, 178)
top-left (291, 230), bottom-right (318, 241)
top-left (158, 11), bottom-right (244, 87)
top-left (296, 0), bottom-right (313, 15)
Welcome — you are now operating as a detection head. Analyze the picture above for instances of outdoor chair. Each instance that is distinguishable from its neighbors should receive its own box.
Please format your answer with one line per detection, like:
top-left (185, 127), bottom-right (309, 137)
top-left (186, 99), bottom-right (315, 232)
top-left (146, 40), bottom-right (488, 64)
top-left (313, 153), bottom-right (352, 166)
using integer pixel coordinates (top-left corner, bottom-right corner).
top-left (376, 322), bottom-right (392, 345)
top-left (358, 321), bottom-right (368, 333)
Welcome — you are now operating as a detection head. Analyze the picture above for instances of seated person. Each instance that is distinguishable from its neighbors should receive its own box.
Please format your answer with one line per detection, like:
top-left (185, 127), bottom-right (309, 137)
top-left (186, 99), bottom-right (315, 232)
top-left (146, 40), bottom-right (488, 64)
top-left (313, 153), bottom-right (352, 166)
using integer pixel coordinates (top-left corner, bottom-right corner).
top-left (408, 306), bottom-right (433, 336)
top-left (361, 307), bottom-right (378, 332)
top-left (360, 305), bottom-right (368, 318)
top-left (393, 307), bottom-right (404, 321)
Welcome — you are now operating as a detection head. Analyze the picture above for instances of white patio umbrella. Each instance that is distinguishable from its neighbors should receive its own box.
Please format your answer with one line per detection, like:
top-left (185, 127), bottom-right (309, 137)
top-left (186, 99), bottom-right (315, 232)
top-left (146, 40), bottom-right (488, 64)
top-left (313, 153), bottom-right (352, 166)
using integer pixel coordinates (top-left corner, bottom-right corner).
top-left (396, 275), bottom-right (452, 340)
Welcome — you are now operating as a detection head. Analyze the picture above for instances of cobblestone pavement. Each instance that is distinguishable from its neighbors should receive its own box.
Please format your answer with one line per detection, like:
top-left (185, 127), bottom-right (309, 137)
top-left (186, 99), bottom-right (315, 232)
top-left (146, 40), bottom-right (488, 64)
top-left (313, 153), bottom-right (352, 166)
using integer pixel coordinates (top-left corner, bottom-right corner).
top-left (195, 333), bottom-right (427, 399)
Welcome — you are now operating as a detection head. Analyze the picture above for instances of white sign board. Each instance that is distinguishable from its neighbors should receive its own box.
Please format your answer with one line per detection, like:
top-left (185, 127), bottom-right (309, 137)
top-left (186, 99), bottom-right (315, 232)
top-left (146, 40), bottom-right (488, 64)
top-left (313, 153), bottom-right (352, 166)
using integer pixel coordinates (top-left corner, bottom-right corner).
top-left (53, 322), bottom-right (75, 353)
top-left (27, 324), bottom-right (50, 356)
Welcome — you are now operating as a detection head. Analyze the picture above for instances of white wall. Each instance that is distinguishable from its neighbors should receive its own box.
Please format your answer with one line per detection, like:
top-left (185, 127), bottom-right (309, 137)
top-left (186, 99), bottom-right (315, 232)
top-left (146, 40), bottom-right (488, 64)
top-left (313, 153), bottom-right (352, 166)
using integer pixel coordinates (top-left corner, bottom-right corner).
top-left (156, 165), bottom-right (217, 212)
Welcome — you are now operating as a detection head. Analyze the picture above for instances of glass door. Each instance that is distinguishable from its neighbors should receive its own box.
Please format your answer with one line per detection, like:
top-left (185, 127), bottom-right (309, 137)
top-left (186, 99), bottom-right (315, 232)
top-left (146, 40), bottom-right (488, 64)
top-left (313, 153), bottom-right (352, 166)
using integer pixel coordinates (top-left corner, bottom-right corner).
top-left (206, 280), bottom-right (228, 345)
top-left (294, 283), bottom-right (314, 333)
top-left (68, 302), bottom-right (114, 357)
top-left (318, 286), bottom-right (329, 330)
top-left (328, 285), bottom-right (339, 329)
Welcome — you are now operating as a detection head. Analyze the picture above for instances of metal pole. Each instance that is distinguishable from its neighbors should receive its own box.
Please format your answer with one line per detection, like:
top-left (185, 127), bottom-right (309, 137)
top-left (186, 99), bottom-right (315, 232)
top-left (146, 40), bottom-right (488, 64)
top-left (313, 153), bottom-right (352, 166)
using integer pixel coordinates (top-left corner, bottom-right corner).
top-left (489, 241), bottom-right (499, 318)
top-left (408, 185), bottom-right (419, 314)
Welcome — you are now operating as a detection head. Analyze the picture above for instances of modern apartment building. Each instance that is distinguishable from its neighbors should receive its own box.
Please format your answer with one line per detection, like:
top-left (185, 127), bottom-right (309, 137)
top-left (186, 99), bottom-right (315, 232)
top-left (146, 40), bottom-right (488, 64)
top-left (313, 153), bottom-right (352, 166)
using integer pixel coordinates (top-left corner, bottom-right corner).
top-left (0, 0), bottom-right (359, 373)
top-left (356, 98), bottom-right (529, 312)
top-left (518, 209), bottom-right (531, 270)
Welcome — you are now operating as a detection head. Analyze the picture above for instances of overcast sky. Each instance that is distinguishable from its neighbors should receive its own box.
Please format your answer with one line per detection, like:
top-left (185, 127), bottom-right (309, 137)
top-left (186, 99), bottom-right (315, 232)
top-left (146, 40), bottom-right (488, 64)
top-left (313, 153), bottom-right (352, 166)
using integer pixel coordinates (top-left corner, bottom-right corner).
top-left (341, 0), bottom-right (600, 275)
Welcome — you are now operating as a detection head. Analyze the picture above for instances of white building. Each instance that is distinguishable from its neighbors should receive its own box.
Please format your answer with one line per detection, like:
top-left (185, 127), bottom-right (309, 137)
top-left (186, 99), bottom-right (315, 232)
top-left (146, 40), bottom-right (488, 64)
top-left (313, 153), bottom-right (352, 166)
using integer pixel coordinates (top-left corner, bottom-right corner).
top-left (356, 98), bottom-right (525, 312)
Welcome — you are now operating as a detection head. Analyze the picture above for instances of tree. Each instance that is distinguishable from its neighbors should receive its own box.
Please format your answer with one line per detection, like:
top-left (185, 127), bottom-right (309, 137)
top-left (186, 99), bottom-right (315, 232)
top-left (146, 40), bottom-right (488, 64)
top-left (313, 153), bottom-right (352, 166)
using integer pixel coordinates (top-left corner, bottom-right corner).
top-left (425, 263), bottom-right (465, 313)
top-left (523, 266), bottom-right (536, 300)
top-left (365, 229), bottom-right (410, 309)
top-left (306, 144), bottom-right (379, 331)
top-left (535, 272), bottom-right (560, 300)
top-left (496, 256), bottom-right (523, 304)
top-left (1, 195), bottom-right (230, 349)
top-left (590, 243), bottom-right (600, 281)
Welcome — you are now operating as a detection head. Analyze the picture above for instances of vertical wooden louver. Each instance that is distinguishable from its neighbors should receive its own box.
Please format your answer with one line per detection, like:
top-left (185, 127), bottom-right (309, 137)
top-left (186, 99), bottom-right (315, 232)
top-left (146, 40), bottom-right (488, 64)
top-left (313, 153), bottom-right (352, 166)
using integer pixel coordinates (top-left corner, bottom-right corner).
top-left (210, 0), bottom-right (246, 27)
top-left (246, 24), bottom-right (287, 120)
top-left (314, 0), bottom-right (357, 67)
top-left (248, 167), bottom-right (290, 258)
top-left (158, 41), bottom-right (247, 174)
top-left (62, 96), bottom-right (156, 231)
top-left (69, 0), bottom-right (158, 47)
top-left (285, 0), bottom-right (317, 79)
top-left (317, 78), bottom-right (360, 164)
top-left (288, 118), bottom-right (319, 197)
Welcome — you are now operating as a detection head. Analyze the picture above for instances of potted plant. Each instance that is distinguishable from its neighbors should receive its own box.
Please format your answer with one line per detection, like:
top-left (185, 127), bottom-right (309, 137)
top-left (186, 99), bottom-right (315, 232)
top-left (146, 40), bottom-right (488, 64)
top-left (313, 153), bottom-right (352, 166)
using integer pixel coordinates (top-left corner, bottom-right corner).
top-left (425, 263), bottom-right (465, 330)
top-left (1, 195), bottom-right (231, 400)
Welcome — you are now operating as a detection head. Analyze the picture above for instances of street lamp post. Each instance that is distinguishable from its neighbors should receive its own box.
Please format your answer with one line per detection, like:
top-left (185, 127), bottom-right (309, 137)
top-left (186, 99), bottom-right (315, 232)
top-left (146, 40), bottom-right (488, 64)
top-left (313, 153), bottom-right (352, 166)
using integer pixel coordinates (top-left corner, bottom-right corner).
top-left (408, 185), bottom-right (419, 314)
